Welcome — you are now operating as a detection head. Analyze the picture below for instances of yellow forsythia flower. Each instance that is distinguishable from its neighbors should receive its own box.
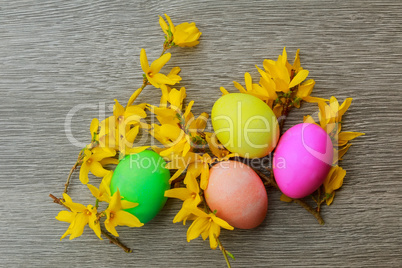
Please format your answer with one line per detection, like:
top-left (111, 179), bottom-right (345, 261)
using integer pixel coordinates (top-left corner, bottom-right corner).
top-left (79, 147), bottom-right (116, 184)
top-left (56, 193), bottom-right (101, 240)
top-left (99, 99), bottom-right (148, 157)
top-left (323, 165), bottom-right (346, 205)
top-left (233, 72), bottom-right (273, 102)
top-left (164, 171), bottom-right (202, 224)
top-left (159, 14), bottom-right (202, 47)
top-left (186, 208), bottom-right (234, 249)
top-left (104, 189), bottom-right (143, 237)
top-left (149, 100), bottom-right (208, 158)
top-left (140, 48), bottom-right (181, 89)
top-left (87, 170), bottom-right (113, 203)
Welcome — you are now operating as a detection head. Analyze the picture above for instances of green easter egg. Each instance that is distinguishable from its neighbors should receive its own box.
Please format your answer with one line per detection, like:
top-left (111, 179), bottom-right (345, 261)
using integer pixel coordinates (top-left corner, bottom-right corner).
top-left (110, 150), bottom-right (170, 224)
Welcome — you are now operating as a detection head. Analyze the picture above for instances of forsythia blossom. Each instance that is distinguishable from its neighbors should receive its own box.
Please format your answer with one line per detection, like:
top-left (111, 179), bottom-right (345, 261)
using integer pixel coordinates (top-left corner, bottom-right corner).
top-left (104, 189), bottom-right (143, 237)
top-left (140, 48), bottom-right (181, 89)
top-left (56, 193), bottom-right (101, 240)
top-left (186, 208), bottom-right (234, 249)
top-left (159, 14), bottom-right (202, 47)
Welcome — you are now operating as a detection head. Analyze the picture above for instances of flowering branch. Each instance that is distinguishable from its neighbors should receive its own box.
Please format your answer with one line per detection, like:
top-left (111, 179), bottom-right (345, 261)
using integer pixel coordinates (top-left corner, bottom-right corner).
top-left (49, 194), bottom-right (133, 252)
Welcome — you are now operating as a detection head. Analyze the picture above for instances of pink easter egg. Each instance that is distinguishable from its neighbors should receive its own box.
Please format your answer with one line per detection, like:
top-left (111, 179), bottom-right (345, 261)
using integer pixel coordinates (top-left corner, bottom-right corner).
top-left (205, 160), bottom-right (268, 229)
top-left (273, 123), bottom-right (333, 199)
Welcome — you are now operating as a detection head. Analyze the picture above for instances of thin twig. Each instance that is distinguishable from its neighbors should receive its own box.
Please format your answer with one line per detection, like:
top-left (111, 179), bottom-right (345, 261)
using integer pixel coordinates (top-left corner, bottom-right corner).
top-left (254, 169), bottom-right (278, 189)
top-left (253, 169), bottom-right (325, 225)
top-left (64, 161), bottom-right (79, 194)
top-left (293, 199), bottom-right (325, 225)
top-left (49, 194), bottom-right (70, 211)
top-left (101, 229), bottom-right (132, 253)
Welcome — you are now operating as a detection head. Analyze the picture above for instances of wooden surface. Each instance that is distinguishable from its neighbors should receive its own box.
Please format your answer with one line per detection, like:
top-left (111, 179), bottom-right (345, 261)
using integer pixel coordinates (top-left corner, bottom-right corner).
top-left (1, 1), bottom-right (401, 267)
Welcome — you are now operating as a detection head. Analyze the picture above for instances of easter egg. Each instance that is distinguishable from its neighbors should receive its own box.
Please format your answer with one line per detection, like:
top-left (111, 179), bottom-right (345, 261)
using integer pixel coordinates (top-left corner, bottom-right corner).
top-left (211, 93), bottom-right (279, 158)
top-left (110, 150), bottom-right (170, 224)
top-left (273, 123), bottom-right (333, 199)
top-left (205, 160), bottom-right (268, 229)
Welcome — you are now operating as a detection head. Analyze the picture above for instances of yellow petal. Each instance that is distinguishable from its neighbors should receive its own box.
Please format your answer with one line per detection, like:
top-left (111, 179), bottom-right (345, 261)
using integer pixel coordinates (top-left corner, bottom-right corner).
top-left (56, 211), bottom-right (75, 223)
top-left (244, 72), bottom-right (253, 91)
top-left (289, 69), bottom-right (309, 89)
top-left (303, 115), bottom-right (316, 124)
top-left (91, 147), bottom-right (116, 161)
top-left (280, 194), bottom-right (293, 202)
top-left (160, 124), bottom-right (183, 141)
top-left (233, 81), bottom-right (246, 93)
top-left (293, 49), bottom-right (301, 71)
top-left (126, 87), bottom-right (143, 107)
top-left (125, 125), bottom-right (139, 144)
top-left (329, 96), bottom-right (339, 114)
top-left (172, 207), bottom-right (191, 224)
top-left (164, 13), bottom-right (175, 33)
top-left (89, 161), bottom-right (109, 178)
top-left (220, 87), bottom-right (229, 95)
top-left (296, 79), bottom-right (315, 98)
top-left (183, 101), bottom-right (194, 119)
top-left (150, 53), bottom-right (171, 74)
top-left (318, 101), bottom-right (328, 128)
top-left (168, 168), bottom-right (185, 183)
top-left (87, 184), bottom-right (100, 199)
top-left (90, 118), bottom-right (99, 139)
top-left (125, 105), bottom-right (147, 119)
top-left (337, 143), bottom-right (352, 162)
top-left (182, 141), bottom-right (191, 157)
top-left (168, 87), bottom-right (187, 109)
top-left (164, 188), bottom-right (191, 201)
top-left (303, 96), bottom-right (329, 103)
top-left (338, 98), bottom-right (353, 118)
top-left (152, 73), bottom-right (175, 85)
top-left (200, 164), bottom-right (210, 190)
top-left (212, 215), bottom-right (234, 230)
top-left (100, 158), bottom-right (119, 166)
top-left (326, 192), bottom-right (335, 206)
top-left (104, 220), bottom-right (119, 237)
top-left (187, 217), bottom-right (209, 242)
top-left (126, 146), bottom-right (149, 155)
top-left (79, 163), bottom-right (90, 184)
top-left (338, 132), bottom-right (365, 146)
top-left (115, 210), bottom-right (143, 227)
top-left (140, 48), bottom-right (149, 73)
top-left (208, 222), bottom-right (221, 249)
top-left (88, 213), bottom-right (102, 240)
top-left (69, 213), bottom-right (88, 240)
top-left (159, 15), bottom-right (168, 35)
top-left (185, 171), bottom-right (200, 194)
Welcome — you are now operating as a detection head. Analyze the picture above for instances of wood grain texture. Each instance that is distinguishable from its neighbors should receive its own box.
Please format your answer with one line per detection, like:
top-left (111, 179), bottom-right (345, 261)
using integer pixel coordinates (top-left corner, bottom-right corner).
top-left (1, 0), bottom-right (401, 267)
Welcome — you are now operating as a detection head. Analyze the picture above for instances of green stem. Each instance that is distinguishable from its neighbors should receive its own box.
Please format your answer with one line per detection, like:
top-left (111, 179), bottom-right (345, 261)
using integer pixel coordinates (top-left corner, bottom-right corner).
top-left (216, 236), bottom-right (231, 268)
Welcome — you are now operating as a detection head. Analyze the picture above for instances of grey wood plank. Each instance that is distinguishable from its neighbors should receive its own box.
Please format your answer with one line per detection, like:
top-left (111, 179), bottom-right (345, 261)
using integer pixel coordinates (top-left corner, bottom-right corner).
top-left (0, 0), bottom-right (401, 267)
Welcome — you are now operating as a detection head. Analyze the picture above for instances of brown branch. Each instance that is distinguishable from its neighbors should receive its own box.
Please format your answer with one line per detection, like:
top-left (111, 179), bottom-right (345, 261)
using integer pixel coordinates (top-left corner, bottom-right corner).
top-left (64, 161), bottom-right (79, 194)
top-left (101, 229), bottom-right (132, 253)
top-left (50, 193), bottom-right (133, 252)
top-left (254, 169), bottom-right (278, 189)
top-left (293, 199), bottom-right (325, 225)
top-left (253, 169), bottom-right (325, 225)
top-left (49, 194), bottom-right (70, 211)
